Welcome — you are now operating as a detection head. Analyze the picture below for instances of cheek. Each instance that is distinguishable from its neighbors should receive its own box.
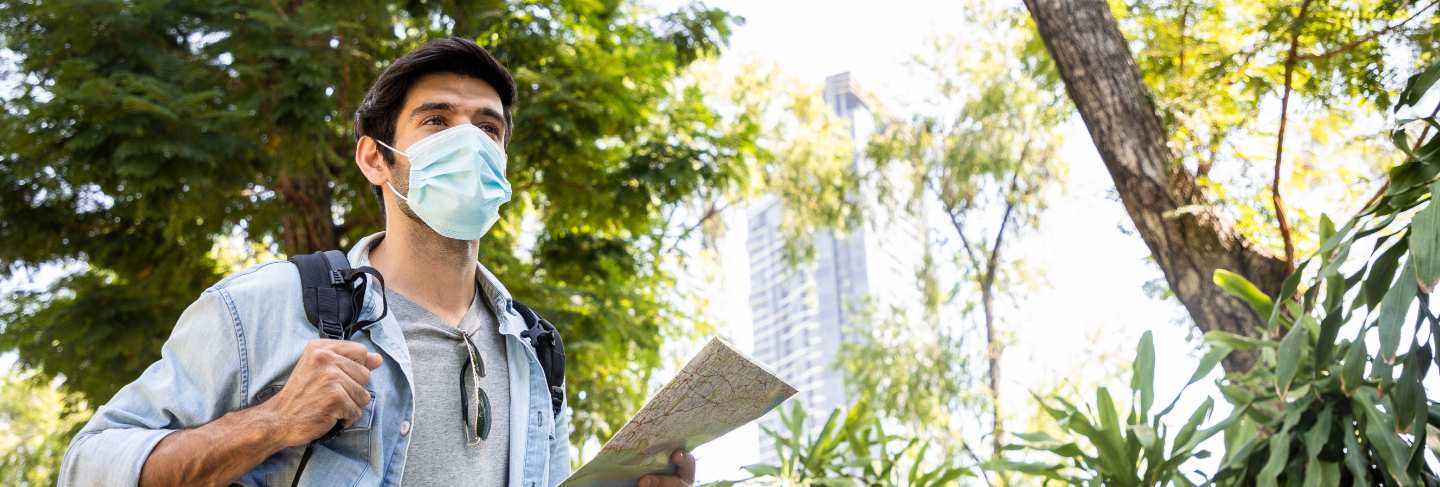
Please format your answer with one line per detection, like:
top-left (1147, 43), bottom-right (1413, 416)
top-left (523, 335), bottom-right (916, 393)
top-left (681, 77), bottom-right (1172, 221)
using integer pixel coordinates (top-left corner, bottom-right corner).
top-left (390, 159), bottom-right (412, 188)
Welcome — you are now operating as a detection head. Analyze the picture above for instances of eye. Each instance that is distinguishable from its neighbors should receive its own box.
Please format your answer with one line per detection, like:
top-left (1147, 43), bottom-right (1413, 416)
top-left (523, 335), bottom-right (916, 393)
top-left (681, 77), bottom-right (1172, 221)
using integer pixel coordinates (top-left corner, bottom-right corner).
top-left (422, 115), bottom-right (447, 127)
top-left (478, 123), bottom-right (501, 136)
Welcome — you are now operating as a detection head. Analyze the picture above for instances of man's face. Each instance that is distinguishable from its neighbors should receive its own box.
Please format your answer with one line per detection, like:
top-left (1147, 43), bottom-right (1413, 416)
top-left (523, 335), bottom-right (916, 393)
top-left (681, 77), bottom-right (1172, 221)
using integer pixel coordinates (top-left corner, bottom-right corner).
top-left (381, 72), bottom-right (508, 224)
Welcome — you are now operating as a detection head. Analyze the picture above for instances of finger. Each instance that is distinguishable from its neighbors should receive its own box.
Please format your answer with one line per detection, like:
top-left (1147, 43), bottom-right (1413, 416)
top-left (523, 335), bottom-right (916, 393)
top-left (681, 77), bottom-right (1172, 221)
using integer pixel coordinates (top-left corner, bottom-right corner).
top-left (323, 340), bottom-right (372, 365)
top-left (333, 396), bottom-right (363, 428)
top-left (332, 355), bottom-right (373, 385)
top-left (365, 352), bottom-right (383, 370)
top-left (333, 375), bottom-right (370, 411)
top-left (637, 475), bottom-right (688, 487)
top-left (672, 449), bottom-right (696, 483)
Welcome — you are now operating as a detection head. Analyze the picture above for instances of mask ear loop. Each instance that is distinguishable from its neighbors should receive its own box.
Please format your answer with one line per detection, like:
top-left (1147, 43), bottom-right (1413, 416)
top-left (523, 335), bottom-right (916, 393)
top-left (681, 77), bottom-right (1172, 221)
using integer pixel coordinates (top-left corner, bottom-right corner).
top-left (343, 266), bottom-right (388, 337)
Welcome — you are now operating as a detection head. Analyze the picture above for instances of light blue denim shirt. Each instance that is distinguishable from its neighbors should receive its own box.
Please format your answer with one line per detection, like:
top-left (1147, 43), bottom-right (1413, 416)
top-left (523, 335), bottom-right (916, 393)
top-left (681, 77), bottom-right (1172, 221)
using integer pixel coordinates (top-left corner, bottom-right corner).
top-left (60, 231), bottom-right (572, 487)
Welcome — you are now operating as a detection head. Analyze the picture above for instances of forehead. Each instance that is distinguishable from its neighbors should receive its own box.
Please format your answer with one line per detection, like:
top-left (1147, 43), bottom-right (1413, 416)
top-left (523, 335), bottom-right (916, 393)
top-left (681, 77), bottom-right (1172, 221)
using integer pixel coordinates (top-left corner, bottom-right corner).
top-left (400, 72), bottom-right (504, 116)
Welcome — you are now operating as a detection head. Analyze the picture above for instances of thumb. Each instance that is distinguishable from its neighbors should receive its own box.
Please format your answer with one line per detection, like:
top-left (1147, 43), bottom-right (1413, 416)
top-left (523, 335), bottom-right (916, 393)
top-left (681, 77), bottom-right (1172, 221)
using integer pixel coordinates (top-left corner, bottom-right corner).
top-left (672, 449), bottom-right (695, 483)
top-left (366, 352), bottom-right (383, 370)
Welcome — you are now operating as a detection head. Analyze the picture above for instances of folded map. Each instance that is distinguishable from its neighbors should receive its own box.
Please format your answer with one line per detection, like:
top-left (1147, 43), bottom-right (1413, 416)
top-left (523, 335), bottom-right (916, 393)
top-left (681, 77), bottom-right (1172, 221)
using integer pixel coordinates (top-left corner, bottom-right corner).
top-left (558, 337), bottom-right (797, 487)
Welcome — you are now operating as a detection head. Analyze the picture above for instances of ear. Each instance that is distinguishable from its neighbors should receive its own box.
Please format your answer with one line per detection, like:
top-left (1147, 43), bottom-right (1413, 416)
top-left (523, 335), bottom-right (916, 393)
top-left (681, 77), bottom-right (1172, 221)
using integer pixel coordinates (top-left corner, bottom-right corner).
top-left (355, 136), bottom-right (392, 186)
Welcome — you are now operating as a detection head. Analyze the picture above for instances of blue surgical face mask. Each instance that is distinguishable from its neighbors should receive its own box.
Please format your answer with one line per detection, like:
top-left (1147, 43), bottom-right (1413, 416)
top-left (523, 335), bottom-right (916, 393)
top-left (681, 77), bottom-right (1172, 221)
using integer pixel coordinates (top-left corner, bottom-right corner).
top-left (375, 124), bottom-right (512, 240)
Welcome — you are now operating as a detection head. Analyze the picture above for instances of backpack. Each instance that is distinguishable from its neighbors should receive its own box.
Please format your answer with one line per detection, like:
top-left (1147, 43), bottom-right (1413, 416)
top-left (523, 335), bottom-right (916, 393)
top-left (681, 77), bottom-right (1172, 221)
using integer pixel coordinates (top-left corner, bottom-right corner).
top-left (285, 250), bottom-right (566, 487)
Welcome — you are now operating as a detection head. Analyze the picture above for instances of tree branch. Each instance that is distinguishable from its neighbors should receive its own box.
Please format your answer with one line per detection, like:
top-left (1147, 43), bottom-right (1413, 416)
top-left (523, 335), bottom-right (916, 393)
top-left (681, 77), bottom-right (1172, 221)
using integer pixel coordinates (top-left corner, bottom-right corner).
top-left (983, 173), bottom-right (1023, 291)
top-left (661, 199), bottom-right (728, 254)
top-left (930, 176), bottom-right (985, 272)
top-left (1296, 0), bottom-right (1440, 61)
top-left (1025, 0), bottom-right (1292, 373)
top-left (1272, 0), bottom-right (1313, 270)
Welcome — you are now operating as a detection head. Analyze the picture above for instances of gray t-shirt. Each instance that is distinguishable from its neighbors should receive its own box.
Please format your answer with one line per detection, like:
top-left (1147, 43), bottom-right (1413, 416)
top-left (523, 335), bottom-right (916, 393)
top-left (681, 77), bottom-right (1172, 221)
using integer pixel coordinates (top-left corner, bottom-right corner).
top-left (388, 287), bottom-right (510, 487)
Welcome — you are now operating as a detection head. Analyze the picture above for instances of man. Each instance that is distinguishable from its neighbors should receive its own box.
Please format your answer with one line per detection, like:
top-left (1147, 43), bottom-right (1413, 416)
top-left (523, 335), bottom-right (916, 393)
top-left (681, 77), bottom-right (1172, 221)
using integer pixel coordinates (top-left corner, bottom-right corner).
top-left (60, 37), bottom-right (696, 487)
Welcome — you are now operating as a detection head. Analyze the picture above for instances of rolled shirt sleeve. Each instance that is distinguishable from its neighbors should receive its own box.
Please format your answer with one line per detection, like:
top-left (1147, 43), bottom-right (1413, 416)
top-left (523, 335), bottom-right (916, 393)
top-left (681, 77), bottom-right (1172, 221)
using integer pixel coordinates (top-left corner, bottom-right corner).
top-left (61, 289), bottom-right (245, 487)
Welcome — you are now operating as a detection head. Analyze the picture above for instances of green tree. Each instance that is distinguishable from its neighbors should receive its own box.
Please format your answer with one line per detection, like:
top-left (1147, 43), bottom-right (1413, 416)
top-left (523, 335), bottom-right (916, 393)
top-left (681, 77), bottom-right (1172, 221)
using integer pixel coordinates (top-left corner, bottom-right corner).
top-left (1024, 0), bottom-right (1440, 372)
top-left (1002, 60), bottom-right (1440, 485)
top-left (0, 368), bottom-right (90, 486)
top-left (0, 0), bottom-right (756, 451)
top-left (849, 2), bottom-right (1067, 473)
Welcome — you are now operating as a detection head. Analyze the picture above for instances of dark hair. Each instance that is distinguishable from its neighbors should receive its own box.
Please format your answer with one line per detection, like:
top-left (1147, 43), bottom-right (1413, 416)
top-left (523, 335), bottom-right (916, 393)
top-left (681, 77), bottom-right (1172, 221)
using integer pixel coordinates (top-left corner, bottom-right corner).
top-left (355, 37), bottom-right (517, 210)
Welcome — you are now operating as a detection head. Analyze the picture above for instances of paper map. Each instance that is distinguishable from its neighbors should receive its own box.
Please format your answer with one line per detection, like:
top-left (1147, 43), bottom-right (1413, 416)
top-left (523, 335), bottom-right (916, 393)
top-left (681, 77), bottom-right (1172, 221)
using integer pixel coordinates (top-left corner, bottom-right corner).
top-left (559, 337), bottom-right (797, 487)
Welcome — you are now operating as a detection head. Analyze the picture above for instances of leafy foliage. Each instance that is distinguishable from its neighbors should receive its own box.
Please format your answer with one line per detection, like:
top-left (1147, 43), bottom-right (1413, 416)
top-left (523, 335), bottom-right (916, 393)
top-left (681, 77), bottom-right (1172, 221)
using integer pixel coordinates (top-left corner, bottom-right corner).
top-left (851, 1), bottom-right (1068, 467)
top-left (0, 0), bottom-right (755, 450)
top-left (993, 330), bottom-right (1238, 485)
top-left (1002, 59), bottom-right (1440, 485)
top-left (711, 402), bottom-right (970, 487)
top-left (0, 369), bottom-right (90, 486)
top-left (1116, 0), bottom-right (1440, 259)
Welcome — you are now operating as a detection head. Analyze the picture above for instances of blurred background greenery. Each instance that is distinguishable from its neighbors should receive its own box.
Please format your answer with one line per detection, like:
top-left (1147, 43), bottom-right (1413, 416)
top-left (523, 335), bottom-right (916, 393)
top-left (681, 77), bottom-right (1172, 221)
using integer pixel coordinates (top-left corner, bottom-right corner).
top-left (2, 0), bottom-right (1440, 485)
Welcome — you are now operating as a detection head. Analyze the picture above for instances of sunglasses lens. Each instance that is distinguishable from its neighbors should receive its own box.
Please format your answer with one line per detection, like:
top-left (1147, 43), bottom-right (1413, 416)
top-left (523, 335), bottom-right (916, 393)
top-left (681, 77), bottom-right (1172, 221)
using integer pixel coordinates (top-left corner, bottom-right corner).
top-left (460, 345), bottom-right (491, 443)
top-left (476, 388), bottom-right (491, 441)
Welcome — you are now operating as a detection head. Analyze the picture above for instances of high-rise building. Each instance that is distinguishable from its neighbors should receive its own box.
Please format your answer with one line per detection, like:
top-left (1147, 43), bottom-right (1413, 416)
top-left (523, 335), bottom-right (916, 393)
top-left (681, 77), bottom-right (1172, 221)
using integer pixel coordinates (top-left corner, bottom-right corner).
top-left (748, 73), bottom-right (927, 461)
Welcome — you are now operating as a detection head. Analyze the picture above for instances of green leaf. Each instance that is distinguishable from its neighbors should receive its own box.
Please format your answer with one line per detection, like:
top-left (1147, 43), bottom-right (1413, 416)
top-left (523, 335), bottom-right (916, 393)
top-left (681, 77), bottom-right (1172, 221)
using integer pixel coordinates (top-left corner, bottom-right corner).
top-left (926, 467), bottom-right (970, 486)
top-left (1313, 309), bottom-right (1345, 370)
top-left (1393, 345), bottom-right (1429, 431)
top-left (1170, 397), bottom-right (1214, 457)
top-left (1272, 260), bottom-right (1319, 328)
top-left (1074, 389), bottom-right (1130, 475)
top-left (986, 461), bottom-right (1066, 481)
top-left (1322, 269), bottom-right (1346, 313)
top-left (1301, 404), bottom-right (1334, 487)
top-left (1378, 260), bottom-right (1419, 363)
top-left (1214, 269), bottom-right (1274, 319)
top-left (1365, 237), bottom-right (1408, 310)
top-left (1276, 320), bottom-right (1307, 398)
top-left (1319, 214), bottom-right (1338, 246)
top-left (1342, 416), bottom-right (1372, 485)
top-left (1341, 338), bottom-right (1368, 395)
top-left (804, 408), bottom-right (843, 470)
top-left (742, 464), bottom-right (780, 478)
top-left (1131, 423), bottom-right (1157, 449)
top-left (1411, 183), bottom-right (1440, 293)
top-left (1131, 331), bottom-right (1156, 418)
top-left (1257, 399), bottom-right (1312, 487)
top-left (1356, 390), bottom-right (1411, 481)
top-left (1014, 431), bottom-right (1058, 443)
top-left (1174, 402), bottom-right (1249, 466)
top-left (1156, 345), bottom-right (1231, 420)
top-left (1095, 389), bottom-right (1130, 472)
top-left (1398, 59), bottom-right (1440, 109)
top-left (1015, 431), bottom-right (1086, 458)
top-left (1204, 330), bottom-right (1276, 351)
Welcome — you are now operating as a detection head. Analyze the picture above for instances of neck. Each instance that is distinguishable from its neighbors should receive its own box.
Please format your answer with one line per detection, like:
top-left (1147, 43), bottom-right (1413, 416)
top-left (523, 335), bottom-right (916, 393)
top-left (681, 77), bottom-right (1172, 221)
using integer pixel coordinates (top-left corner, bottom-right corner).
top-left (370, 209), bottom-right (478, 322)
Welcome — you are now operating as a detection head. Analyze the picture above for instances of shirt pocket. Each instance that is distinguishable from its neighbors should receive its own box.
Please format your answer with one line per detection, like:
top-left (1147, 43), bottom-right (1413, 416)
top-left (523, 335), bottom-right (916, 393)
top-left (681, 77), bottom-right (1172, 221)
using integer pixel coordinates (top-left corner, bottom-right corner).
top-left (330, 387), bottom-right (377, 457)
top-left (253, 382), bottom-right (378, 463)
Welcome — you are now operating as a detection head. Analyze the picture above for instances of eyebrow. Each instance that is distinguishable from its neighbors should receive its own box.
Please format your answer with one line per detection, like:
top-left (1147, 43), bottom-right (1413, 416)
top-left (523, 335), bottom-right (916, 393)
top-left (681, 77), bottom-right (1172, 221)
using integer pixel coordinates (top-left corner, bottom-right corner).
top-left (409, 102), bottom-right (507, 131)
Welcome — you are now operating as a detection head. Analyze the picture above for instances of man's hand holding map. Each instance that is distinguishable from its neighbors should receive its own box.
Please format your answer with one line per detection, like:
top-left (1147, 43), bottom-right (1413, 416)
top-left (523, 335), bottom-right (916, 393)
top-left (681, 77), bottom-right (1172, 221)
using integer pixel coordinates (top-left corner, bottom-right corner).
top-left (560, 337), bottom-right (797, 487)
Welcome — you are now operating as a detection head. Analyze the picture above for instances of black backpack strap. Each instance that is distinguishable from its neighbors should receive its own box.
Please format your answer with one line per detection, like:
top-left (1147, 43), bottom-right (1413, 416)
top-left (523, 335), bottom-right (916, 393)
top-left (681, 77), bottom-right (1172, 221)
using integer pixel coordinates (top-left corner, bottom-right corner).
top-left (290, 250), bottom-right (351, 339)
top-left (285, 249), bottom-right (389, 487)
top-left (514, 300), bottom-right (565, 418)
top-left (288, 250), bottom-right (388, 340)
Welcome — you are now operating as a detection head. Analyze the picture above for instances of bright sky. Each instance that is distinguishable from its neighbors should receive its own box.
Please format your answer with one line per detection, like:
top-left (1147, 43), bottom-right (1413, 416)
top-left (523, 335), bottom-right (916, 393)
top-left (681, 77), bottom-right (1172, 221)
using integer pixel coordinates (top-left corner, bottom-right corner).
top-left (646, 0), bottom-right (1224, 482)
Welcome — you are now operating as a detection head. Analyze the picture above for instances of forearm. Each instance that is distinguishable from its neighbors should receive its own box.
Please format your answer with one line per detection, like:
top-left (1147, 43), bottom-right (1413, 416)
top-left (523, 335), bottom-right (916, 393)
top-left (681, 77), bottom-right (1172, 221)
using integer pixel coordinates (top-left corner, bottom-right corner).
top-left (139, 404), bottom-right (289, 487)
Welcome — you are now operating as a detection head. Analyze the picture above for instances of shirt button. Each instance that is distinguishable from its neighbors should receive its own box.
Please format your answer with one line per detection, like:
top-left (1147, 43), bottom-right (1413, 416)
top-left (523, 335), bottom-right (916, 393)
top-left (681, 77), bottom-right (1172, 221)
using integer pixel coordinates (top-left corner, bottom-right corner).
top-left (399, 420), bottom-right (412, 436)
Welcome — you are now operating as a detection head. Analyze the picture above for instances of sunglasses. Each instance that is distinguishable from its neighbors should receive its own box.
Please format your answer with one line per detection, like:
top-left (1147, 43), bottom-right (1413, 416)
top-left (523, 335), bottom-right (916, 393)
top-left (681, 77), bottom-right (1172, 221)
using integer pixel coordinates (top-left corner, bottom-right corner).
top-left (459, 332), bottom-right (491, 445)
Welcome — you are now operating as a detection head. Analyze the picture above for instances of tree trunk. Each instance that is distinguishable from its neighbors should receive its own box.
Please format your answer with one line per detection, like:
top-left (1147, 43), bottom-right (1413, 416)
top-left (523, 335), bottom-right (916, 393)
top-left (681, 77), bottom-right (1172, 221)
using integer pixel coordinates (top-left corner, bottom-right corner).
top-left (982, 281), bottom-right (1003, 459)
top-left (276, 172), bottom-right (340, 255)
top-left (1023, 0), bottom-right (1292, 372)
